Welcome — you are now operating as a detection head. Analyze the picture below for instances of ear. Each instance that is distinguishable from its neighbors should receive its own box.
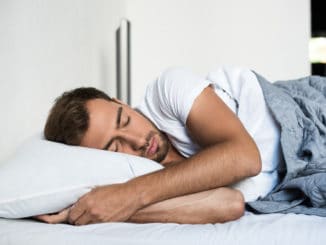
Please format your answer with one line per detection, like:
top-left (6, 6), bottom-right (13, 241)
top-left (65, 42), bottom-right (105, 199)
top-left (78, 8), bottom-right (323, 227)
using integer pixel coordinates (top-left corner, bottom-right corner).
top-left (111, 98), bottom-right (127, 105)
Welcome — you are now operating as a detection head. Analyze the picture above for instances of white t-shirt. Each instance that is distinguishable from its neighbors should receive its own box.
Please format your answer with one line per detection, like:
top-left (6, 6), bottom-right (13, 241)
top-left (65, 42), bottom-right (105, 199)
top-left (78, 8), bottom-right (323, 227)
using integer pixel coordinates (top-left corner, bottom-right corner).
top-left (136, 66), bottom-right (283, 202)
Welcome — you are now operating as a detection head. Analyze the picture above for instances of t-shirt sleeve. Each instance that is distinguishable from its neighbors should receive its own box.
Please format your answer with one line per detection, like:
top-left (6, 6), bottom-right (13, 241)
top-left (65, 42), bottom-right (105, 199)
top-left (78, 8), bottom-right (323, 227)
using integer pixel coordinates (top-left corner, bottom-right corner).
top-left (154, 67), bottom-right (212, 125)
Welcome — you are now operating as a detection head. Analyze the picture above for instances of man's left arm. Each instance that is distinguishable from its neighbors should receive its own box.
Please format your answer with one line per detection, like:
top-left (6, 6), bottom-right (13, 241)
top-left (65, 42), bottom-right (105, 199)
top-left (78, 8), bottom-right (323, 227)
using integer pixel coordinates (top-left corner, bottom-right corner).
top-left (67, 85), bottom-right (262, 225)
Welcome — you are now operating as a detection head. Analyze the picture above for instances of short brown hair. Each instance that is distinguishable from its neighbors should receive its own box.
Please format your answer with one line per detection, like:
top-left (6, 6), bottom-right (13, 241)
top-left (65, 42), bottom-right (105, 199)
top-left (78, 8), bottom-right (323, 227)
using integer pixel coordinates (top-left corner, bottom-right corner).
top-left (44, 87), bottom-right (112, 145)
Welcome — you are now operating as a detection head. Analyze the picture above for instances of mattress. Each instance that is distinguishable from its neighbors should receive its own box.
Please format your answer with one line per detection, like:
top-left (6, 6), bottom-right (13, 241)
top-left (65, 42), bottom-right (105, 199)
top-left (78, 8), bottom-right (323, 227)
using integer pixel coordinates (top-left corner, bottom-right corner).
top-left (1, 211), bottom-right (325, 245)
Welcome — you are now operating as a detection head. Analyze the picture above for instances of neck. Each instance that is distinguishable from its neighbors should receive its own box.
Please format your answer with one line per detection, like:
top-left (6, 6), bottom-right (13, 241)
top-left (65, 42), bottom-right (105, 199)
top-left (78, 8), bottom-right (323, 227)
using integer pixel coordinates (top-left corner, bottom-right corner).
top-left (161, 142), bottom-right (186, 167)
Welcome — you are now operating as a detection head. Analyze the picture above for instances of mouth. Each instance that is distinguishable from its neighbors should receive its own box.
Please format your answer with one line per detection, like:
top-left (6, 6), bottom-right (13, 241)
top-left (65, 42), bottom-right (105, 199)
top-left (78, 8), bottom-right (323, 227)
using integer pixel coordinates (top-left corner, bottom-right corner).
top-left (146, 135), bottom-right (158, 157)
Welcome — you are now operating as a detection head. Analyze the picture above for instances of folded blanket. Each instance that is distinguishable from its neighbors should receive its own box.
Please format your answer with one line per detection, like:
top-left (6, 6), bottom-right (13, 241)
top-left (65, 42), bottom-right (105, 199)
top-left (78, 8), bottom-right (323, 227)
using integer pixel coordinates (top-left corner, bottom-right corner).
top-left (247, 72), bottom-right (326, 216)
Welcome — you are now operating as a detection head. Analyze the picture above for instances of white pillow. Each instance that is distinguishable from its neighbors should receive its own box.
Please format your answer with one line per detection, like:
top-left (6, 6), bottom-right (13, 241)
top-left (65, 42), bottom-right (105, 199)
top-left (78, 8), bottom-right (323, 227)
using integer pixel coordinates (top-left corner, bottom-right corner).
top-left (0, 135), bottom-right (163, 219)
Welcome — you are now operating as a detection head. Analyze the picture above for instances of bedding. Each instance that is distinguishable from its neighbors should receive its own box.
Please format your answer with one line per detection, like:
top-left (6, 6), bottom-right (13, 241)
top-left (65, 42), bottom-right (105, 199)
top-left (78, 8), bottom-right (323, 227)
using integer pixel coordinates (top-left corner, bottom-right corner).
top-left (0, 135), bottom-right (163, 218)
top-left (248, 73), bottom-right (326, 216)
top-left (1, 212), bottom-right (325, 245)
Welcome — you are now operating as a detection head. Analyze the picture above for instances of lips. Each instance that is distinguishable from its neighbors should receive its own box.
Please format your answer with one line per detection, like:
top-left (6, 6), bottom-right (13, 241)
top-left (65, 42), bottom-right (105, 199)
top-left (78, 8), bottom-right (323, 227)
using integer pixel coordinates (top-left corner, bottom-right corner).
top-left (146, 136), bottom-right (158, 156)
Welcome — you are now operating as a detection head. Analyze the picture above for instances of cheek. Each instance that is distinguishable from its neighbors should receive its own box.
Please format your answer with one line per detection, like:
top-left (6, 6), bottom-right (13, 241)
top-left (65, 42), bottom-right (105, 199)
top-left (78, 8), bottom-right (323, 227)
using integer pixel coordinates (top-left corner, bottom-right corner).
top-left (121, 145), bottom-right (135, 155)
top-left (131, 110), bottom-right (159, 136)
top-left (134, 115), bottom-right (154, 131)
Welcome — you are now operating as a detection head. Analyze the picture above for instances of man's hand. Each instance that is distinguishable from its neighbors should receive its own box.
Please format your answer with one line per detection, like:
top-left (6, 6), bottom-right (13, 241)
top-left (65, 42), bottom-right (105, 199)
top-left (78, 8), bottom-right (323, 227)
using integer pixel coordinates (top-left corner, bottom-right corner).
top-left (34, 207), bottom-right (70, 224)
top-left (68, 182), bottom-right (142, 225)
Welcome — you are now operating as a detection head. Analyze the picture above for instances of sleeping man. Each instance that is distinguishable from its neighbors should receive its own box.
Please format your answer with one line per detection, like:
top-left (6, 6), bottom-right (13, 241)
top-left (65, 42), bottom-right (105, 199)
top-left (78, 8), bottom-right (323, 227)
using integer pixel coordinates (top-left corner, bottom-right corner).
top-left (36, 66), bottom-right (326, 225)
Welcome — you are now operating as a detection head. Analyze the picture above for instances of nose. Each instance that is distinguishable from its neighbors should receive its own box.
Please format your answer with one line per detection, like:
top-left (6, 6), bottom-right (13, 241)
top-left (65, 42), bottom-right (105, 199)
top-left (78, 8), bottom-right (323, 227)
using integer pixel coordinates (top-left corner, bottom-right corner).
top-left (118, 131), bottom-right (148, 152)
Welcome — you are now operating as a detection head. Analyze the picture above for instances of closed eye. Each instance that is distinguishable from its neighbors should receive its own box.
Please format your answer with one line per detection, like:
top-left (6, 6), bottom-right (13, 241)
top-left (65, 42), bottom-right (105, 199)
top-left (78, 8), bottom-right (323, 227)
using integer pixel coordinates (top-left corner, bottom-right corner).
top-left (113, 141), bottom-right (118, 152)
top-left (124, 116), bottom-right (130, 127)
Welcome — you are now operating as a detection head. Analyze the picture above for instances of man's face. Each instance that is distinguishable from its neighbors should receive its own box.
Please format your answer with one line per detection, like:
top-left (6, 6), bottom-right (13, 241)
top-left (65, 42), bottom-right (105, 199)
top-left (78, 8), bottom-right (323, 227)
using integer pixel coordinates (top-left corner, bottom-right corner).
top-left (80, 98), bottom-right (169, 163)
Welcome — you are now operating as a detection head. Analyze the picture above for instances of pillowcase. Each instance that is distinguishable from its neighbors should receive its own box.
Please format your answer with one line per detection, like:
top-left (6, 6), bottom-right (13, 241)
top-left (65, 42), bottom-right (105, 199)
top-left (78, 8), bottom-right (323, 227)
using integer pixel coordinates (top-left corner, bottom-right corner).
top-left (0, 135), bottom-right (163, 219)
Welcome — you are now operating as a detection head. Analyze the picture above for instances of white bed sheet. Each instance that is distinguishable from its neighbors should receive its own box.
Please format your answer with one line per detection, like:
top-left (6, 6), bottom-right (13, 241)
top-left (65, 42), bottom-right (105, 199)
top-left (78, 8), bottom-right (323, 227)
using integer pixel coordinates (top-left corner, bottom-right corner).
top-left (1, 212), bottom-right (325, 245)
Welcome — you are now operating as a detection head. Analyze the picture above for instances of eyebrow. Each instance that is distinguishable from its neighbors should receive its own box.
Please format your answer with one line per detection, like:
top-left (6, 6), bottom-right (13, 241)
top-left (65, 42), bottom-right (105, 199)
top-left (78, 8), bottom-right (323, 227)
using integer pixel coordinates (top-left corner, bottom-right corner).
top-left (102, 106), bottom-right (123, 150)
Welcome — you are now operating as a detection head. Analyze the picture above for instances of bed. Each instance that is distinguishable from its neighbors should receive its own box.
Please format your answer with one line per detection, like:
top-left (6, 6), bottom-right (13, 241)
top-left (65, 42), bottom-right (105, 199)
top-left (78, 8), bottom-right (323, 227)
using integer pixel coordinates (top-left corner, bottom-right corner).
top-left (1, 211), bottom-right (325, 245)
top-left (2, 74), bottom-right (326, 244)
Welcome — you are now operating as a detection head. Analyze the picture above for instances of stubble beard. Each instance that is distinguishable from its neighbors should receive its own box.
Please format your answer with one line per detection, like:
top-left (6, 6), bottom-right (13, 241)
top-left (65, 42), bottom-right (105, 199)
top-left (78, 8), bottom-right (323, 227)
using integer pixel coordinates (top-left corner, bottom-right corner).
top-left (154, 131), bottom-right (169, 163)
top-left (142, 130), bottom-right (169, 163)
top-left (134, 109), bottom-right (170, 163)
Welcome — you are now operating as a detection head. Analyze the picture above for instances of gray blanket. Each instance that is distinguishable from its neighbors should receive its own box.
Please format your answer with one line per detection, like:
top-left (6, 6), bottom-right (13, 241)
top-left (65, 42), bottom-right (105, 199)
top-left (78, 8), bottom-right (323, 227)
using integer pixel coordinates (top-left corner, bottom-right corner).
top-left (246, 72), bottom-right (326, 216)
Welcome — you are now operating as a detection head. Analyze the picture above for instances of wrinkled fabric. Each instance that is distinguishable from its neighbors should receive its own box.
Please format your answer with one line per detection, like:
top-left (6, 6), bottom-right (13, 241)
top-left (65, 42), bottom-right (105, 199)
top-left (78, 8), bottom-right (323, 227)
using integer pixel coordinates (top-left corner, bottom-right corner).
top-left (247, 72), bottom-right (326, 216)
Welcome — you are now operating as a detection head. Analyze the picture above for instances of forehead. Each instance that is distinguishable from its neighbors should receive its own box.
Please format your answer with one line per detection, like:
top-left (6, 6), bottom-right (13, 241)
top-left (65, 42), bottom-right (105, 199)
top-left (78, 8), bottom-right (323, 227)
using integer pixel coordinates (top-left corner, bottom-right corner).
top-left (80, 98), bottom-right (118, 148)
top-left (87, 98), bottom-right (117, 117)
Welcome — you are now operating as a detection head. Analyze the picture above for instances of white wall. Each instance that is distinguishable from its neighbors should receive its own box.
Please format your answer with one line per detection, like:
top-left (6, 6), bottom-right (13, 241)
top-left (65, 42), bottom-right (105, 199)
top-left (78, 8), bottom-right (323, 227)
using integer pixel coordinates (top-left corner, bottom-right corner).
top-left (0, 0), bottom-right (310, 161)
top-left (0, 0), bottom-right (125, 161)
top-left (126, 0), bottom-right (310, 106)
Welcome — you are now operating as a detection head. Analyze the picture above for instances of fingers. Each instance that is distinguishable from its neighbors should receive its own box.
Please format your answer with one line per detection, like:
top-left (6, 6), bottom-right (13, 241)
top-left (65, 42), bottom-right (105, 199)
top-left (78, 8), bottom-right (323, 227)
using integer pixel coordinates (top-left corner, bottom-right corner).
top-left (68, 201), bottom-right (98, 225)
top-left (68, 201), bottom-right (105, 225)
top-left (68, 202), bottom-right (86, 224)
top-left (74, 212), bottom-right (93, 226)
top-left (34, 208), bottom-right (70, 224)
top-left (68, 192), bottom-right (98, 225)
top-left (67, 184), bottom-right (137, 225)
top-left (34, 214), bottom-right (52, 223)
